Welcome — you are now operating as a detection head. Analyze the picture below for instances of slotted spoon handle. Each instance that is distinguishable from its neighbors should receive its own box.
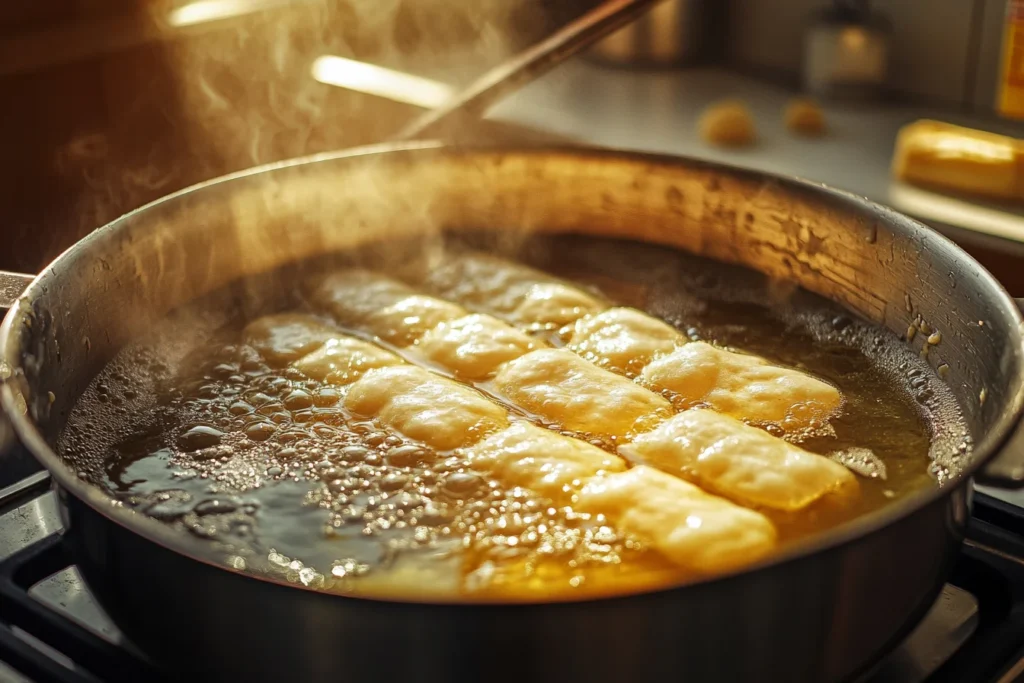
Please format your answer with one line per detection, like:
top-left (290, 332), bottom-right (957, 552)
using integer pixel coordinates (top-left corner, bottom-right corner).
top-left (394, 0), bottom-right (668, 142)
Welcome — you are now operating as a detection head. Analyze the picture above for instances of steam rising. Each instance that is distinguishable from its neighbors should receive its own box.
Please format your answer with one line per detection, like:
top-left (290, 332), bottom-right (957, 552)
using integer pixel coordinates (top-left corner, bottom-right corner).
top-left (21, 0), bottom-right (562, 272)
top-left (170, 0), bottom-right (525, 170)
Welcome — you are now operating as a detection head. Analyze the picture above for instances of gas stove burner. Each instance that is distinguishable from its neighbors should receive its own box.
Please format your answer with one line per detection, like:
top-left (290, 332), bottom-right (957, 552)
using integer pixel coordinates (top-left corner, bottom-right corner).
top-left (1, 474), bottom-right (1023, 683)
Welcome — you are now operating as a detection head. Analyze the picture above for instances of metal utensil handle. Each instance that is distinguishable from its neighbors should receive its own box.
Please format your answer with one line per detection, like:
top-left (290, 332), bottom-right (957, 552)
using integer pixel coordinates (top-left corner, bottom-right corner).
top-left (394, 0), bottom-right (668, 142)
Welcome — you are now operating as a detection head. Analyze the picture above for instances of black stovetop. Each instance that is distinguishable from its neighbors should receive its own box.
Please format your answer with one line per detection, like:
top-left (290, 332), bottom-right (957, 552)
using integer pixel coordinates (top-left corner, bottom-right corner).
top-left (1, 471), bottom-right (1023, 683)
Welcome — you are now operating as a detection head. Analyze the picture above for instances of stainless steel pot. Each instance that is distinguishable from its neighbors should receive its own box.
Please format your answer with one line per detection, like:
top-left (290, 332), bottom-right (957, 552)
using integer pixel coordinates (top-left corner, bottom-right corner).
top-left (1, 143), bottom-right (1023, 683)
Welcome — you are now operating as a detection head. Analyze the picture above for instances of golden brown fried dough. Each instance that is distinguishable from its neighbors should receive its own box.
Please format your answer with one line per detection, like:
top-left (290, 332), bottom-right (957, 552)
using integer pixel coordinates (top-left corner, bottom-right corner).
top-left (621, 409), bottom-right (858, 511)
top-left (639, 341), bottom-right (842, 431)
top-left (345, 365), bottom-right (508, 450)
top-left (494, 349), bottom-right (672, 440)
top-left (576, 465), bottom-right (777, 573)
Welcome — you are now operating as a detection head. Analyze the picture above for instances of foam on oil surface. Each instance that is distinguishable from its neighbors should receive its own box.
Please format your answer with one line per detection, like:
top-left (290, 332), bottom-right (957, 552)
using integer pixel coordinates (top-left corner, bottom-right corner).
top-left (58, 234), bottom-right (972, 599)
top-left (63, 316), bottom-right (665, 599)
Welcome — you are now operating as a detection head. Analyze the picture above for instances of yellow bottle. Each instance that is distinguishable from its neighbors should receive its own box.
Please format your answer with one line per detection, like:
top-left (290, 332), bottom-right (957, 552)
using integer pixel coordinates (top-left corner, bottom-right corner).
top-left (999, 0), bottom-right (1024, 119)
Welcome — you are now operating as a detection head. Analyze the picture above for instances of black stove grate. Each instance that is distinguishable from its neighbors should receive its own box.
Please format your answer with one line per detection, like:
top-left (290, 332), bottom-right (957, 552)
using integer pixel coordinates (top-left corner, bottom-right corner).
top-left (0, 536), bottom-right (161, 683)
top-left (1, 480), bottom-right (1023, 683)
top-left (0, 473), bottom-right (166, 683)
top-left (930, 507), bottom-right (1024, 682)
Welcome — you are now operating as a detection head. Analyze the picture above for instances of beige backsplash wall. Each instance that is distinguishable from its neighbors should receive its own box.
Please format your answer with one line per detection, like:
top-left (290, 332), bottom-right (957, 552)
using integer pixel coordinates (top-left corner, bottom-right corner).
top-left (974, 0), bottom-right (1013, 110)
top-left (727, 0), bottom-right (1005, 112)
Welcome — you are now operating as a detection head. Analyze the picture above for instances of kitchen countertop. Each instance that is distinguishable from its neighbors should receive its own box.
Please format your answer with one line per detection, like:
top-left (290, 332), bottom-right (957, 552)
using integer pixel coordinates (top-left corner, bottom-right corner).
top-left (492, 63), bottom-right (928, 199)
top-left (490, 60), bottom-right (1024, 287)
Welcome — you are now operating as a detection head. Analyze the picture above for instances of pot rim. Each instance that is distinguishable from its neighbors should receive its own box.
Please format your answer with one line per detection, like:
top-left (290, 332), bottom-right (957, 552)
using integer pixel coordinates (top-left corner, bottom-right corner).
top-left (3, 140), bottom-right (1022, 606)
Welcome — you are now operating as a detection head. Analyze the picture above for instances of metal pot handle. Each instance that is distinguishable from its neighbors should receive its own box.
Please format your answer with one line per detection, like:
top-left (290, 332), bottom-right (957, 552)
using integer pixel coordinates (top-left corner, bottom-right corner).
top-left (0, 271), bottom-right (42, 486)
top-left (975, 299), bottom-right (1024, 488)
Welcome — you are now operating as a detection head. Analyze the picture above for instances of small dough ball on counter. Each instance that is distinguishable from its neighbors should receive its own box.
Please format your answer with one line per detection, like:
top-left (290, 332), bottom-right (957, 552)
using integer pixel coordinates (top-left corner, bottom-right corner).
top-left (784, 98), bottom-right (826, 136)
top-left (698, 100), bottom-right (757, 147)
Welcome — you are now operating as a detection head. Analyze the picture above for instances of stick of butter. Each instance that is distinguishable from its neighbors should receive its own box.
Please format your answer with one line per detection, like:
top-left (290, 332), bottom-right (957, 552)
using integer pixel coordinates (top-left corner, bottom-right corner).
top-left (891, 119), bottom-right (1024, 202)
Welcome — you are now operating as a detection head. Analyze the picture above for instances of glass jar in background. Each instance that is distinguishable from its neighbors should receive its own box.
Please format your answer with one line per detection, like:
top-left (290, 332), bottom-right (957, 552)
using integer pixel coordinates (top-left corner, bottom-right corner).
top-left (586, 0), bottom-right (720, 68)
top-left (803, 0), bottom-right (891, 100)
